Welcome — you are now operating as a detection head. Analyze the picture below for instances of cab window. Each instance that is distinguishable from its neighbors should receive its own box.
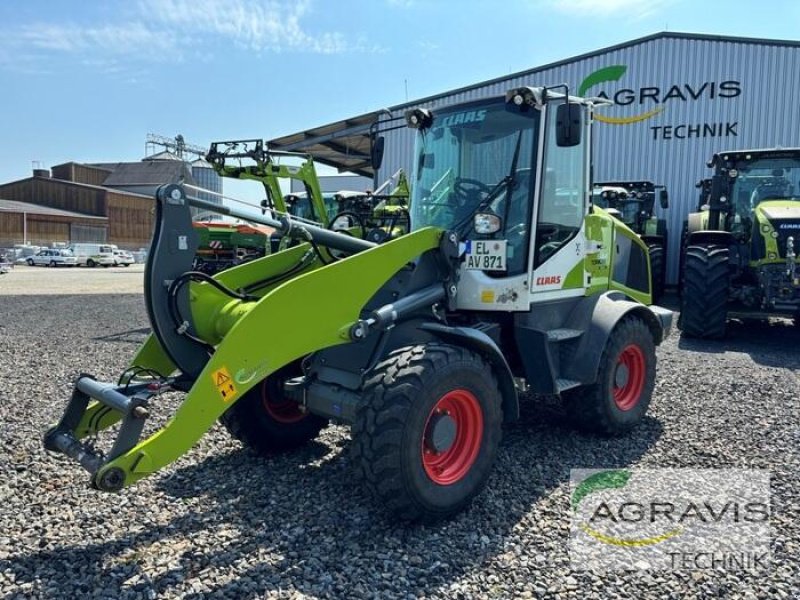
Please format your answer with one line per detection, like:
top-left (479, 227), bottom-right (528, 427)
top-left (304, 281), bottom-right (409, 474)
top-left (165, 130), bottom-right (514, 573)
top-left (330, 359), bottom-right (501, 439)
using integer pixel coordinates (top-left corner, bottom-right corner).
top-left (534, 108), bottom-right (587, 268)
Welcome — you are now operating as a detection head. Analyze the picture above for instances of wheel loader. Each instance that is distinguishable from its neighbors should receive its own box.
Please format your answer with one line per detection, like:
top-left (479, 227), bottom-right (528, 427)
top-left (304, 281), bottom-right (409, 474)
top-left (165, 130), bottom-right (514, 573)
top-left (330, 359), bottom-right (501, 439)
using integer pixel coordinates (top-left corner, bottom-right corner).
top-left (592, 181), bottom-right (669, 301)
top-left (680, 148), bottom-right (800, 338)
top-left (44, 86), bottom-right (672, 522)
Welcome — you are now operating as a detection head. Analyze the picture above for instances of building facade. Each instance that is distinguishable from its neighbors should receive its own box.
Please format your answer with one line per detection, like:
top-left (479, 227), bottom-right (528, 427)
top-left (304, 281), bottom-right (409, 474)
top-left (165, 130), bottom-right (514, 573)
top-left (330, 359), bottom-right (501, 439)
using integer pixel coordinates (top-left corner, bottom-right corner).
top-left (270, 33), bottom-right (800, 283)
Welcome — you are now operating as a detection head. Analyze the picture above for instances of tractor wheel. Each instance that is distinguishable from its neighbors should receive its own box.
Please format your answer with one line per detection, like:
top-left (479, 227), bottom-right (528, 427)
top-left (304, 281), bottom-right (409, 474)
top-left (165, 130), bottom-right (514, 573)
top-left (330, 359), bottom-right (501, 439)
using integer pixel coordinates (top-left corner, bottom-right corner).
top-left (220, 361), bottom-right (327, 454)
top-left (352, 343), bottom-right (503, 522)
top-left (564, 316), bottom-right (656, 435)
top-left (647, 243), bottom-right (665, 304)
top-left (679, 244), bottom-right (729, 339)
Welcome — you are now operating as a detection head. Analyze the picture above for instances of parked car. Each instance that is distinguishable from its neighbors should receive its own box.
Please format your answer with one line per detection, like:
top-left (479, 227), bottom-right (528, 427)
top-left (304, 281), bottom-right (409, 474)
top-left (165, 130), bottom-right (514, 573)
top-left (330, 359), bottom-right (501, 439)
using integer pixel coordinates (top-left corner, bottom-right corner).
top-left (112, 250), bottom-right (134, 267)
top-left (69, 243), bottom-right (116, 267)
top-left (26, 249), bottom-right (78, 267)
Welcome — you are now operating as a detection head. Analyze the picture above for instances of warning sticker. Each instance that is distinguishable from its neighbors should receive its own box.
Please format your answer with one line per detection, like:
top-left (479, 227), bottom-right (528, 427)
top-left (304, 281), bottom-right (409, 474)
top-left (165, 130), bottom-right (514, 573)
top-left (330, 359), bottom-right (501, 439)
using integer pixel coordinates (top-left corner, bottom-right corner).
top-left (212, 366), bottom-right (238, 402)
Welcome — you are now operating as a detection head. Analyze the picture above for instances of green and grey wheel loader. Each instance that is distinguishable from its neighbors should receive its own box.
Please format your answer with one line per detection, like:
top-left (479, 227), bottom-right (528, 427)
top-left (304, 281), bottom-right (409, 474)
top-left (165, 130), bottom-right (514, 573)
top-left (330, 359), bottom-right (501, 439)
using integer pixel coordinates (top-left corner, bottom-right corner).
top-left (44, 86), bottom-right (671, 522)
top-left (592, 181), bottom-right (669, 302)
top-left (679, 148), bottom-right (800, 338)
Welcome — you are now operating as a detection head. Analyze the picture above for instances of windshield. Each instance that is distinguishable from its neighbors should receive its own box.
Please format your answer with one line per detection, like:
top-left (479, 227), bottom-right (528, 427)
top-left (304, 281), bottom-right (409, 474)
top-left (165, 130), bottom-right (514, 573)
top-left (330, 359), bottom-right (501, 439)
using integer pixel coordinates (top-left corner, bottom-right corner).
top-left (730, 157), bottom-right (800, 217)
top-left (410, 98), bottom-right (539, 274)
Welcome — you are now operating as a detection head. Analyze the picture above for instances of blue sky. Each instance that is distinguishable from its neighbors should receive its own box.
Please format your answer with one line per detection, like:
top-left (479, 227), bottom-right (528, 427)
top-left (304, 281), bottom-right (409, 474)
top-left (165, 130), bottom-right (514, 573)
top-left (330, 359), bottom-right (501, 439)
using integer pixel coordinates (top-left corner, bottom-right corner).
top-left (1, 0), bottom-right (799, 201)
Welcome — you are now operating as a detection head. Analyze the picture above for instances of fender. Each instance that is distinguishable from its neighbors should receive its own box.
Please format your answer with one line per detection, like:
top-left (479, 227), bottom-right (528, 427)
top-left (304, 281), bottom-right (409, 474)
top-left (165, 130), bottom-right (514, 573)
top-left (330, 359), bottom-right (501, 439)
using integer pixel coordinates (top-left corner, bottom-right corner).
top-left (686, 230), bottom-right (733, 248)
top-left (562, 291), bottom-right (668, 386)
top-left (419, 322), bottom-right (519, 423)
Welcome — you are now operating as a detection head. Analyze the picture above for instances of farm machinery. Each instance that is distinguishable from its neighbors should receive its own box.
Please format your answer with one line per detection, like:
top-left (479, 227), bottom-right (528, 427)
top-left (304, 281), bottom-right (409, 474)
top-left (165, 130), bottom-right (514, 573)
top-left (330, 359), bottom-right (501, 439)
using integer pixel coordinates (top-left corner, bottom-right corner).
top-left (191, 222), bottom-right (273, 274)
top-left (680, 148), bottom-right (800, 337)
top-left (206, 139), bottom-right (411, 245)
top-left (592, 181), bottom-right (669, 301)
top-left (44, 87), bottom-right (671, 521)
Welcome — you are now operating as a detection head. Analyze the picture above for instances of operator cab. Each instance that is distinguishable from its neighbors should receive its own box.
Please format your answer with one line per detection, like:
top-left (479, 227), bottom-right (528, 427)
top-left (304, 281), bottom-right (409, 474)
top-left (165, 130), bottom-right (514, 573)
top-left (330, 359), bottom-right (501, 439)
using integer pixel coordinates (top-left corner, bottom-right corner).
top-left (406, 88), bottom-right (594, 311)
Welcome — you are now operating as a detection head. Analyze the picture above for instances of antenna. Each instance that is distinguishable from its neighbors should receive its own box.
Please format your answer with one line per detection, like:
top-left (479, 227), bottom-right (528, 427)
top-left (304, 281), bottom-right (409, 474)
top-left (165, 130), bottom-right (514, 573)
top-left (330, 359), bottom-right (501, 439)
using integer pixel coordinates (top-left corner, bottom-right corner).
top-left (145, 133), bottom-right (208, 160)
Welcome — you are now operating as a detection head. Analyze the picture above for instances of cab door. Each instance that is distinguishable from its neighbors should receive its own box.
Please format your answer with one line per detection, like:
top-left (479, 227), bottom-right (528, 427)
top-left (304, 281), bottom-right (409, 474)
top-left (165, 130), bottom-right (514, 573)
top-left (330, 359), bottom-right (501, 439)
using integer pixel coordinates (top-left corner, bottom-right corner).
top-left (529, 104), bottom-right (590, 301)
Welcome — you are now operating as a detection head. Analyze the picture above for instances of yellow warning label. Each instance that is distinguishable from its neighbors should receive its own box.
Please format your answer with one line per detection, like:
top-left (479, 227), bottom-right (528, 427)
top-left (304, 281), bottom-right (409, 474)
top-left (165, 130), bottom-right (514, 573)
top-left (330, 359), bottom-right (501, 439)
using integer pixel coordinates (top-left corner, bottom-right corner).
top-left (212, 366), bottom-right (238, 402)
top-left (480, 290), bottom-right (495, 303)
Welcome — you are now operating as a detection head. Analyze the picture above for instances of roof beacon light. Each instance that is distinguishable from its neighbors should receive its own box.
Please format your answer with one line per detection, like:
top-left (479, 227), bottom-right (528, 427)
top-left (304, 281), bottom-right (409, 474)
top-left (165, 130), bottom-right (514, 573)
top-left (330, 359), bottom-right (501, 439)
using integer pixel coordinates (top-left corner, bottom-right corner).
top-left (405, 108), bottom-right (433, 130)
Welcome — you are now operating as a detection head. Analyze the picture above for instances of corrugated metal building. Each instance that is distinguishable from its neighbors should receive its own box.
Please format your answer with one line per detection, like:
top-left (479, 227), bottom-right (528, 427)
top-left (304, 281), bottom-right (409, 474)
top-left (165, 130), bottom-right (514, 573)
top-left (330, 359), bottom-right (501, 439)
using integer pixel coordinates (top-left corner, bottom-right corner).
top-left (269, 32), bottom-right (800, 283)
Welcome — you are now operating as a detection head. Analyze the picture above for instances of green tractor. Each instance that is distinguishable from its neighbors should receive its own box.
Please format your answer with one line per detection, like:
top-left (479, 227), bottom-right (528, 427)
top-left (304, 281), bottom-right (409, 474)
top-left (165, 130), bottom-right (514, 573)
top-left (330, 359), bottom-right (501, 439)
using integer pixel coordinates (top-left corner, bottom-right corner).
top-left (44, 86), bottom-right (671, 522)
top-left (592, 181), bottom-right (669, 302)
top-left (680, 148), bottom-right (800, 338)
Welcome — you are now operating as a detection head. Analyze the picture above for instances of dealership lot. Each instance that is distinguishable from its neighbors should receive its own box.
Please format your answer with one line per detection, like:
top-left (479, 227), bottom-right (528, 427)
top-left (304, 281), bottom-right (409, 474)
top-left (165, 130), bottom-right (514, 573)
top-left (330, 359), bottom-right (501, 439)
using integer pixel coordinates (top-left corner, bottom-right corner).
top-left (0, 269), bottom-right (798, 599)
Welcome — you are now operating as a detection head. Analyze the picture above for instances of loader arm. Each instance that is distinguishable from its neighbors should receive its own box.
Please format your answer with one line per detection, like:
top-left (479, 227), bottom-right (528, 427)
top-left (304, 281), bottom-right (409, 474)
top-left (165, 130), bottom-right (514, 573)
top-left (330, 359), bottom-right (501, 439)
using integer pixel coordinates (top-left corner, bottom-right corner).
top-left (48, 225), bottom-right (443, 491)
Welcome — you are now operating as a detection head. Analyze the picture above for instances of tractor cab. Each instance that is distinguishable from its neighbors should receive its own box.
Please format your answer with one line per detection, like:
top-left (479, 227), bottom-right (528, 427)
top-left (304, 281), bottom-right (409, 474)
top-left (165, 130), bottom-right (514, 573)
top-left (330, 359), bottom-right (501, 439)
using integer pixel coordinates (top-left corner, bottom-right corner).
top-left (404, 88), bottom-right (646, 311)
top-left (705, 149), bottom-right (800, 250)
top-left (592, 181), bottom-right (668, 236)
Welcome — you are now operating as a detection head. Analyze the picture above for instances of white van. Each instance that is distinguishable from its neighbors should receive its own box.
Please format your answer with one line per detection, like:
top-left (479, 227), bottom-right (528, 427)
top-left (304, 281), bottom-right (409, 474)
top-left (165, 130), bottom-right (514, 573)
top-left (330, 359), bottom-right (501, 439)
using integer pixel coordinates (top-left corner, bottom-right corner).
top-left (69, 243), bottom-right (118, 267)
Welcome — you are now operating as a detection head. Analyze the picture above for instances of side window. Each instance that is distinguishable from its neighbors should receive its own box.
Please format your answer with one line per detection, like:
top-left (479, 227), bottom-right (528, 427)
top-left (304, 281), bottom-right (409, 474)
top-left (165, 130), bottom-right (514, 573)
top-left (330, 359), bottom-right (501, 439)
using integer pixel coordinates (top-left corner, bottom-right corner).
top-left (534, 109), bottom-right (587, 268)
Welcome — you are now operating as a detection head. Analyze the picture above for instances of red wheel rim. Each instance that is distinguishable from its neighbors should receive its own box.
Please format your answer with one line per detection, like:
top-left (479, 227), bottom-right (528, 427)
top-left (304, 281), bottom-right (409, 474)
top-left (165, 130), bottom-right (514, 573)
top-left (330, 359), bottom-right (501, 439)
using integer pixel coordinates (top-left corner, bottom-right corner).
top-left (260, 380), bottom-right (306, 424)
top-left (421, 389), bottom-right (484, 485)
top-left (613, 344), bottom-right (646, 411)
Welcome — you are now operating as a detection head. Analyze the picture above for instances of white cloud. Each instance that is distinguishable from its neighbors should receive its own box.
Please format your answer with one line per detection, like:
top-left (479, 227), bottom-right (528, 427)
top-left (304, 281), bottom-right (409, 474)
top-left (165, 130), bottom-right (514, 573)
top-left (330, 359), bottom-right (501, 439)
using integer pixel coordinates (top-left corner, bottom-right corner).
top-left (0, 0), bottom-right (379, 75)
top-left (541, 0), bottom-right (674, 20)
top-left (138, 0), bottom-right (352, 53)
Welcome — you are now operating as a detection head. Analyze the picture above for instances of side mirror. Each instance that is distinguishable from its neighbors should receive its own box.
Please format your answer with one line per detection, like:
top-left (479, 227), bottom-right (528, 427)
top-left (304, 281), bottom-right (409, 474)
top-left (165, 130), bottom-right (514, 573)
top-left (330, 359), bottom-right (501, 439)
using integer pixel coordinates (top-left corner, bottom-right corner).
top-left (556, 102), bottom-right (582, 147)
top-left (660, 189), bottom-right (669, 209)
top-left (710, 174), bottom-right (729, 211)
top-left (371, 136), bottom-right (385, 171)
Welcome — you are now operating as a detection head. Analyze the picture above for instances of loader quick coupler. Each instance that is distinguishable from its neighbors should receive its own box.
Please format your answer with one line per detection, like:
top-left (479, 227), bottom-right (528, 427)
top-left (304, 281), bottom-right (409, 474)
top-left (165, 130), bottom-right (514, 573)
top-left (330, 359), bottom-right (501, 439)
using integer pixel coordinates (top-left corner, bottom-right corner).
top-left (44, 375), bottom-right (158, 490)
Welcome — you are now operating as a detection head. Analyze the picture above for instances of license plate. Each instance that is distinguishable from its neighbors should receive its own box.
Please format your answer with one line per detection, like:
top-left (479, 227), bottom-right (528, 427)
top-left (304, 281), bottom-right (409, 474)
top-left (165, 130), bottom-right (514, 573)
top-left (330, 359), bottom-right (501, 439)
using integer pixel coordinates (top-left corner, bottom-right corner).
top-left (464, 240), bottom-right (507, 271)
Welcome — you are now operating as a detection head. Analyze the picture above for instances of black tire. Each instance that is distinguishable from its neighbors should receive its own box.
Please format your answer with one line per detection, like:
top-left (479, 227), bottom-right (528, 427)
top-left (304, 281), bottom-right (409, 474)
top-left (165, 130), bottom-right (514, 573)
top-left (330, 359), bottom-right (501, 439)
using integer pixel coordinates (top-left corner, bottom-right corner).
top-left (647, 243), bottom-right (665, 304)
top-left (563, 316), bottom-right (656, 436)
top-left (87, 259), bottom-right (96, 268)
top-left (679, 244), bottom-right (729, 339)
top-left (220, 361), bottom-right (327, 454)
top-left (352, 343), bottom-right (503, 522)
top-left (49, 260), bottom-right (57, 268)
top-left (26, 258), bottom-right (34, 266)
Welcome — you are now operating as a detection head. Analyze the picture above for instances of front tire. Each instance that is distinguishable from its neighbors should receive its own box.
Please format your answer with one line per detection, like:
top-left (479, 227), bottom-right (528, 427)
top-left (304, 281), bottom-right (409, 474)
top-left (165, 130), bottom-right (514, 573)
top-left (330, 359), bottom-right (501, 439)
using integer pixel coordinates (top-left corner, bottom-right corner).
top-left (647, 243), bottom-right (665, 303)
top-left (352, 343), bottom-right (503, 522)
top-left (221, 361), bottom-right (327, 453)
top-left (679, 244), bottom-right (729, 339)
top-left (563, 316), bottom-right (656, 435)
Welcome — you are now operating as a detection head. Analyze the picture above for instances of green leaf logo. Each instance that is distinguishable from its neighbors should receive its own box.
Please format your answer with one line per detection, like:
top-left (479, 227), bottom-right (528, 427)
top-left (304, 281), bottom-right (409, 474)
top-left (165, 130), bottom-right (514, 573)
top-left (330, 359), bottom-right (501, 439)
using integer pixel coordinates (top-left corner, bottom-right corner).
top-left (571, 469), bottom-right (631, 511)
top-left (578, 65), bottom-right (628, 97)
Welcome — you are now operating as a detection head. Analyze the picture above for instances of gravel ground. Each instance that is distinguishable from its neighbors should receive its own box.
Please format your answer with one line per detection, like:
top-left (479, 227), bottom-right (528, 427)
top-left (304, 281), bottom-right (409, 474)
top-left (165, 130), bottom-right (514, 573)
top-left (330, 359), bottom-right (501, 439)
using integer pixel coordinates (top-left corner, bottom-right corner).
top-left (1, 284), bottom-right (799, 599)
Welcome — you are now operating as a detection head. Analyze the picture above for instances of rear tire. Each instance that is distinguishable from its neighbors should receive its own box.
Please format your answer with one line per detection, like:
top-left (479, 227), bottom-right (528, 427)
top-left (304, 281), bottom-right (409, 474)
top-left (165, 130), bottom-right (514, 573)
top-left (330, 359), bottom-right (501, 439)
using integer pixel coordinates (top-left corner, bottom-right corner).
top-left (647, 243), bottom-right (665, 304)
top-left (679, 244), bottom-right (729, 339)
top-left (49, 260), bottom-right (57, 268)
top-left (26, 258), bottom-right (34, 266)
top-left (563, 316), bottom-right (656, 436)
top-left (87, 259), bottom-right (96, 268)
top-left (221, 361), bottom-right (327, 454)
top-left (352, 343), bottom-right (503, 522)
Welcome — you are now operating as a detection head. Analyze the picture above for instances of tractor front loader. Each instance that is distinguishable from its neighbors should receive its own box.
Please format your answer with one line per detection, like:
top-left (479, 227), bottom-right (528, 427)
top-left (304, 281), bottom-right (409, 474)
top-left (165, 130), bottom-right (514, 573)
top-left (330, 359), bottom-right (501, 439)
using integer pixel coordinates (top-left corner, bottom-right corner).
top-left (45, 86), bottom-right (671, 522)
top-left (680, 148), bottom-right (800, 338)
top-left (593, 181), bottom-right (669, 302)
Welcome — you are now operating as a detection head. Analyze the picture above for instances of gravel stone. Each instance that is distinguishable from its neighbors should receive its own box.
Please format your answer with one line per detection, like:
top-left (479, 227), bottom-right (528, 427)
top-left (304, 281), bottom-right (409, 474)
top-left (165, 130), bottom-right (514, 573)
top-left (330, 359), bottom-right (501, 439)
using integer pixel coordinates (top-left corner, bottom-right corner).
top-left (0, 273), bottom-right (798, 599)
